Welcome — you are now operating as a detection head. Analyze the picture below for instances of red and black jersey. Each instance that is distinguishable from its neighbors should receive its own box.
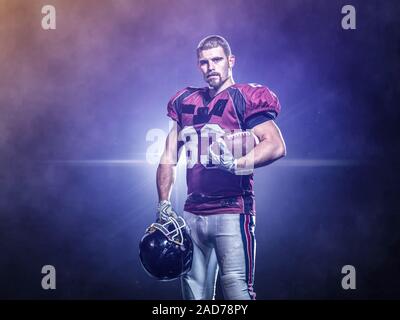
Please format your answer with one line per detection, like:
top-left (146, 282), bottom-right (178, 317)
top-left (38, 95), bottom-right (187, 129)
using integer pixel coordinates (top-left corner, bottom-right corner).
top-left (167, 83), bottom-right (281, 215)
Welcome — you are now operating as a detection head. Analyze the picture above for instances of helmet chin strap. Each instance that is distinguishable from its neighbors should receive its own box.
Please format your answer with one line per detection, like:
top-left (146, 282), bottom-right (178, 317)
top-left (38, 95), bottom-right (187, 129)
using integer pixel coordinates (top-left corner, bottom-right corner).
top-left (149, 216), bottom-right (187, 246)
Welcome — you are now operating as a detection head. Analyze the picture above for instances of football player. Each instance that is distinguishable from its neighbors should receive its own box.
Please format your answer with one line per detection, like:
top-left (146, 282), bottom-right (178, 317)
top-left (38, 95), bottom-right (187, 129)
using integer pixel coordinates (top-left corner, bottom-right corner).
top-left (156, 35), bottom-right (286, 300)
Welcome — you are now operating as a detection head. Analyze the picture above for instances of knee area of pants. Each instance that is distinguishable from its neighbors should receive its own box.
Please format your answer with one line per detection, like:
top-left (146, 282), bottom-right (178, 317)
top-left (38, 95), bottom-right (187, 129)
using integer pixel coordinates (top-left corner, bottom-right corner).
top-left (220, 273), bottom-right (246, 284)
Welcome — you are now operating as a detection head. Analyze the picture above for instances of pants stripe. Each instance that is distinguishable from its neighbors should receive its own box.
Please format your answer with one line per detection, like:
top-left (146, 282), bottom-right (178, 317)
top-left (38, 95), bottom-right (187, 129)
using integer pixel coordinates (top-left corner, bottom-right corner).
top-left (240, 214), bottom-right (256, 300)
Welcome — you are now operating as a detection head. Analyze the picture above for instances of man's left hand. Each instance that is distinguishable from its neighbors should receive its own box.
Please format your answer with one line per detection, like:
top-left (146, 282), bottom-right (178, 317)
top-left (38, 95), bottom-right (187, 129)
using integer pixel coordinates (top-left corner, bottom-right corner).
top-left (209, 137), bottom-right (237, 174)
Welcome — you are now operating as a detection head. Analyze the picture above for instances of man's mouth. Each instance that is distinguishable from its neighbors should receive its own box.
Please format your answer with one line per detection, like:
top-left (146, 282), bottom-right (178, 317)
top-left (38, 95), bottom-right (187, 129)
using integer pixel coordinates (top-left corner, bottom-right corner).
top-left (207, 74), bottom-right (219, 78)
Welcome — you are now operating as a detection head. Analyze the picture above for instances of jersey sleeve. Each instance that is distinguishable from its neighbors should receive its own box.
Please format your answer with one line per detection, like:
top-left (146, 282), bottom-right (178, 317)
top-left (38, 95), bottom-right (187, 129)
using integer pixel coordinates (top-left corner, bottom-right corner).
top-left (242, 84), bottom-right (281, 129)
top-left (167, 88), bottom-right (188, 126)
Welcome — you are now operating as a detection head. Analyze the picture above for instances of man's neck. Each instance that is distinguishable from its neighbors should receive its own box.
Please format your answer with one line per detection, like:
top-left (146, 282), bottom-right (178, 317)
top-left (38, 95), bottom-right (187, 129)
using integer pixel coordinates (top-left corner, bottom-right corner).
top-left (209, 77), bottom-right (235, 98)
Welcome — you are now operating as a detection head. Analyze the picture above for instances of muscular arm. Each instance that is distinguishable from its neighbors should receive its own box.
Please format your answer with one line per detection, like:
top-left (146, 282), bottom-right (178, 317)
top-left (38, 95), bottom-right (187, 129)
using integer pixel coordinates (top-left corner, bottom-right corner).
top-left (236, 120), bottom-right (286, 170)
top-left (156, 122), bottom-right (183, 201)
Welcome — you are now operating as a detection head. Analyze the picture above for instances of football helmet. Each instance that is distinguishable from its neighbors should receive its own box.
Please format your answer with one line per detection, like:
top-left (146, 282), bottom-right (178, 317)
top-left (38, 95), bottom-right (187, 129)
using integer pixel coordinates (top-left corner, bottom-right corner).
top-left (139, 215), bottom-right (193, 281)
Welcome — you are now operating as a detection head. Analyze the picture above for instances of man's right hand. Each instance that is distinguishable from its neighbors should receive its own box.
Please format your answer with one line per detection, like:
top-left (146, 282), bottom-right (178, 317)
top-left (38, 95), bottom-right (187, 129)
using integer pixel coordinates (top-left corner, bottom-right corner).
top-left (157, 200), bottom-right (178, 222)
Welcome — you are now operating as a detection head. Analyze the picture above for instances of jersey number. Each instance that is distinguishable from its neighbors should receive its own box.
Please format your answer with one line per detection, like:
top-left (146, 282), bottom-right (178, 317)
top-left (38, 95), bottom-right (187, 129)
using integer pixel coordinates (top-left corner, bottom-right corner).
top-left (179, 124), bottom-right (225, 169)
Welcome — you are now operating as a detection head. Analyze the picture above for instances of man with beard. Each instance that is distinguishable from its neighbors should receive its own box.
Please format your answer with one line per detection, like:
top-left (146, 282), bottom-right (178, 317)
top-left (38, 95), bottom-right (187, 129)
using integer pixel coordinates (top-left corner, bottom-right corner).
top-left (156, 35), bottom-right (286, 300)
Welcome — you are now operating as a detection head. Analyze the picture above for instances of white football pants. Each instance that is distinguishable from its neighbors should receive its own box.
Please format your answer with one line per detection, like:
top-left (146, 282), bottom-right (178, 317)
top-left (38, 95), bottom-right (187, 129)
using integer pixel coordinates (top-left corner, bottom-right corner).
top-left (181, 211), bottom-right (256, 300)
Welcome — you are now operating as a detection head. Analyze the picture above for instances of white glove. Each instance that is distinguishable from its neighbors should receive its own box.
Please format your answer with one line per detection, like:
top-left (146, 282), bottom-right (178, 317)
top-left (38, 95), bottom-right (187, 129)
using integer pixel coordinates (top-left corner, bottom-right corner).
top-left (157, 200), bottom-right (178, 222)
top-left (209, 137), bottom-right (254, 175)
top-left (209, 137), bottom-right (237, 174)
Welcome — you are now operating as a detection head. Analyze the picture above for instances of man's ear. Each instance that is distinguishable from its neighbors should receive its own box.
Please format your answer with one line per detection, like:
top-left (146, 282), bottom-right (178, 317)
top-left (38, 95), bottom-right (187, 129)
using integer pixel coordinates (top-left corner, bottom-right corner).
top-left (228, 55), bottom-right (236, 68)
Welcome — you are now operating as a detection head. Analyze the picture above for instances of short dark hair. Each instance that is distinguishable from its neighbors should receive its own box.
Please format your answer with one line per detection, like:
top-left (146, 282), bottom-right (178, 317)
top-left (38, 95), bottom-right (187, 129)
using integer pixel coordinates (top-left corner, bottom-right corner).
top-left (196, 35), bottom-right (232, 57)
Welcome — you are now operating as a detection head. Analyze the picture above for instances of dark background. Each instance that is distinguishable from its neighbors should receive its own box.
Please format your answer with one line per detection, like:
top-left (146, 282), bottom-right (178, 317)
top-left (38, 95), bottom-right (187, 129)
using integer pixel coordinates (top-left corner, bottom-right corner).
top-left (0, 0), bottom-right (399, 299)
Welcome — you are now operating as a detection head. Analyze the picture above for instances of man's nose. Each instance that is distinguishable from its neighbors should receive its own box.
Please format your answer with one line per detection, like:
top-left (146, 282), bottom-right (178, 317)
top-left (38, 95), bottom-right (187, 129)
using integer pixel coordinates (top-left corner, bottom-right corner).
top-left (208, 61), bottom-right (215, 71)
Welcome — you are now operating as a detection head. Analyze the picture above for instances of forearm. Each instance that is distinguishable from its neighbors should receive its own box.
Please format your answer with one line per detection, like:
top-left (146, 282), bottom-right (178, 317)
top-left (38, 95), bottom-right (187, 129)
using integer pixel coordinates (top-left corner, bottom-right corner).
top-left (156, 163), bottom-right (176, 202)
top-left (237, 139), bottom-right (286, 169)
